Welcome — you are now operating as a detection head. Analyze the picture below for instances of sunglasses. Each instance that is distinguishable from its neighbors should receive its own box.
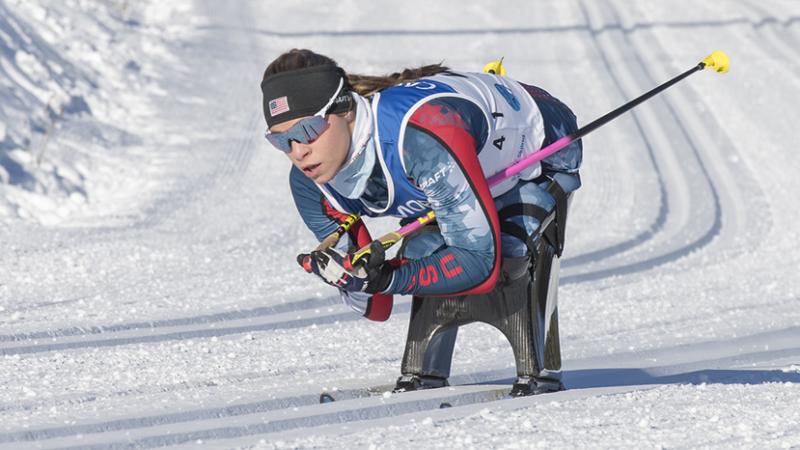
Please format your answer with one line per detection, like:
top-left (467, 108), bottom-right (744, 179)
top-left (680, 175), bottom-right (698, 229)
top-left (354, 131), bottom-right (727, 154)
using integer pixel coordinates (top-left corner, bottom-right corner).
top-left (264, 77), bottom-right (344, 153)
top-left (264, 115), bottom-right (330, 153)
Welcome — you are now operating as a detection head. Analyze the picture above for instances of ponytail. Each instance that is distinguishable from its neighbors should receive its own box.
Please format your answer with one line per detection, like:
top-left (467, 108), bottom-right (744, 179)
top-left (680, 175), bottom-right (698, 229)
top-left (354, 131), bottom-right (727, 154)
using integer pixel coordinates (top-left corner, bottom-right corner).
top-left (347, 63), bottom-right (450, 97)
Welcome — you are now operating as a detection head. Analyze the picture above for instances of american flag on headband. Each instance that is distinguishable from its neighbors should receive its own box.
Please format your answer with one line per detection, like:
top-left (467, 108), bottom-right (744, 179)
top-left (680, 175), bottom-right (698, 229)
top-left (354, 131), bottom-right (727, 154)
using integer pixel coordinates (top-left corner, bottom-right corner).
top-left (269, 96), bottom-right (290, 117)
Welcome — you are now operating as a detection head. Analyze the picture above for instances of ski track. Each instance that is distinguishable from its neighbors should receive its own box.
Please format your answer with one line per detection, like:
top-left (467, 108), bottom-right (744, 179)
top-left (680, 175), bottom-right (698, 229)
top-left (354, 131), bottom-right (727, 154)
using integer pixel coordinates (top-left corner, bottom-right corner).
top-left (0, 296), bottom-right (337, 343)
top-left (0, 301), bottom-right (413, 356)
top-left (3, 0), bottom-right (799, 447)
top-left (561, 0), bottom-right (772, 285)
top-left (0, 387), bottom-right (513, 449)
top-left (622, 0), bottom-right (773, 249)
top-left (194, 15), bottom-right (800, 39)
top-left (568, 0), bottom-right (721, 284)
top-left (738, 0), bottom-right (800, 65)
top-left (560, 0), bottom-right (672, 275)
top-left (2, 329), bottom-right (797, 448)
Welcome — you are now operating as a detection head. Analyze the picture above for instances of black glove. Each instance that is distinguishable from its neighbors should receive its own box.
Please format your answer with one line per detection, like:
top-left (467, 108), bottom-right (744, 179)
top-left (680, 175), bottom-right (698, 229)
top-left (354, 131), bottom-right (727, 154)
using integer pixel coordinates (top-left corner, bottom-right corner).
top-left (298, 240), bottom-right (393, 294)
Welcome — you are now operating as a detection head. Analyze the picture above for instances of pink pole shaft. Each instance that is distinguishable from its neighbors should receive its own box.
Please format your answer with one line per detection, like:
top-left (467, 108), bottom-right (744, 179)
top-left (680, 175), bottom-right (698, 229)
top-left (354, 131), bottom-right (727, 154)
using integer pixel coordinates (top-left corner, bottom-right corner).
top-left (394, 135), bottom-right (575, 238)
top-left (486, 135), bottom-right (572, 187)
top-left (396, 217), bottom-right (427, 236)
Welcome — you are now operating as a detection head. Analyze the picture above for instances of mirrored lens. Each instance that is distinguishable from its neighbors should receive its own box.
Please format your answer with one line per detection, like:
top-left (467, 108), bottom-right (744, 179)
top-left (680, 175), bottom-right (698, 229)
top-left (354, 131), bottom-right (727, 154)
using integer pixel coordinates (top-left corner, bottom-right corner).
top-left (264, 116), bottom-right (329, 153)
top-left (265, 132), bottom-right (290, 152)
top-left (301, 117), bottom-right (329, 143)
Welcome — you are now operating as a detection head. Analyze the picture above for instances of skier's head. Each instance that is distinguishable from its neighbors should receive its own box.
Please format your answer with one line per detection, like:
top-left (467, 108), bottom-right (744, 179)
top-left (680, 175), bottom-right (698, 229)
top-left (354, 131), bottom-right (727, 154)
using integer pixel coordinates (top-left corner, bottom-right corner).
top-left (261, 49), bottom-right (356, 183)
top-left (261, 48), bottom-right (450, 183)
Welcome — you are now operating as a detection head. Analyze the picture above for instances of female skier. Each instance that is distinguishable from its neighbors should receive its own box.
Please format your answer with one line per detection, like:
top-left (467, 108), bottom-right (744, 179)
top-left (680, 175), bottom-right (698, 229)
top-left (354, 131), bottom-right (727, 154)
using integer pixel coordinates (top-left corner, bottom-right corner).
top-left (261, 48), bottom-right (581, 393)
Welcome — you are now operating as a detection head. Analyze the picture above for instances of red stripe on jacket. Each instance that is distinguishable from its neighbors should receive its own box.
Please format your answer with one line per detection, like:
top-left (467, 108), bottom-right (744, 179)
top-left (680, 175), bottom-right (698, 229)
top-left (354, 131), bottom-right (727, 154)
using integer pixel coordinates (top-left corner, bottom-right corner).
top-left (407, 103), bottom-right (501, 296)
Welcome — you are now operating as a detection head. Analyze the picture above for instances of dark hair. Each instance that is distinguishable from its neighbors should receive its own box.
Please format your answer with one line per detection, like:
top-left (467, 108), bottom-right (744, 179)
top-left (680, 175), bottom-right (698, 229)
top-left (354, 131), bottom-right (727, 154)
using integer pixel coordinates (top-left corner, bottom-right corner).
top-left (263, 49), bottom-right (450, 97)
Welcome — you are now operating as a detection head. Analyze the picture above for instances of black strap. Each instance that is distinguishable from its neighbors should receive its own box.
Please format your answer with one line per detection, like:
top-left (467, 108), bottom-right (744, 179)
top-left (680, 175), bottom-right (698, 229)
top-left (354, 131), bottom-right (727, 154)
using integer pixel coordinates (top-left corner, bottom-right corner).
top-left (499, 175), bottom-right (574, 258)
top-left (543, 176), bottom-right (571, 257)
top-left (497, 203), bottom-right (549, 223)
top-left (499, 203), bottom-right (554, 256)
top-left (541, 217), bottom-right (559, 253)
top-left (500, 221), bottom-right (532, 246)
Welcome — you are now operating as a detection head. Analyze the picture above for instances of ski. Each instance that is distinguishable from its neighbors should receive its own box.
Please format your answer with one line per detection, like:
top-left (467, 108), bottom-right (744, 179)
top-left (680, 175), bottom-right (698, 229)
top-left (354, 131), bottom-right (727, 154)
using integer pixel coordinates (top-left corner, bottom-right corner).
top-left (319, 376), bottom-right (565, 404)
top-left (319, 384), bottom-right (512, 410)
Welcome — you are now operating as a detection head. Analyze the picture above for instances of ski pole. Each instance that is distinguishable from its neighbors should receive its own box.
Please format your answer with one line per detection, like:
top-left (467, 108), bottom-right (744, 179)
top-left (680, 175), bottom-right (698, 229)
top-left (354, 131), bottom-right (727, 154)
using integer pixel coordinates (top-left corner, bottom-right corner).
top-left (346, 50), bottom-right (730, 265)
top-left (314, 213), bottom-right (360, 252)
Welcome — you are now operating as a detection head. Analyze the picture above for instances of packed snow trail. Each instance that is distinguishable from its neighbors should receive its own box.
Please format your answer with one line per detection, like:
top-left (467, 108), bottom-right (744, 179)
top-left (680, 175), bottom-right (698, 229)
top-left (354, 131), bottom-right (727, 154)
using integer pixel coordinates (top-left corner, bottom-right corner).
top-left (1, 0), bottom-right (800, 448)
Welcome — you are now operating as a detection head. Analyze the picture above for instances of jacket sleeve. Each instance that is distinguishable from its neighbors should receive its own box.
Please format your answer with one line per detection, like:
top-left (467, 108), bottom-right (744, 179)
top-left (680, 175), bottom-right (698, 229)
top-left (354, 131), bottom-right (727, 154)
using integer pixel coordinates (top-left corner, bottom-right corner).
top-left (384, 98), bottom-right (502, 296)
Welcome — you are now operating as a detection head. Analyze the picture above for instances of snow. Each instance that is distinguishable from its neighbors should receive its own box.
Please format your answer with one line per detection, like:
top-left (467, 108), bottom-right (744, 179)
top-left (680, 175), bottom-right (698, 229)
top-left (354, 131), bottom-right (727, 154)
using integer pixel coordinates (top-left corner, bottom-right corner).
top-left (254, 383), bottom-right (800, 449)
top-left (1, 0), bottom-right (800, 448)
top-left (0, 0), bottom-right (192, 225)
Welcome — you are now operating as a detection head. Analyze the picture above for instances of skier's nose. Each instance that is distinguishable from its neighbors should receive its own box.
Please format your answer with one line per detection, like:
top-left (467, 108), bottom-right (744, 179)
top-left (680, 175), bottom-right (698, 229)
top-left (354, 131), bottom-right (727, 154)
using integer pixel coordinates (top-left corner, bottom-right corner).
top-left (289, 141), bottom-right (311, 160)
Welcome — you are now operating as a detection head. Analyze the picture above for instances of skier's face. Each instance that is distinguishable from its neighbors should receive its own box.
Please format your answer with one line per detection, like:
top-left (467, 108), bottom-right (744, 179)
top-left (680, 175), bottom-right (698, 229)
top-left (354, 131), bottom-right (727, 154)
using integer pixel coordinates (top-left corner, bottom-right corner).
top-left (272, 112), bottom-right (353, 183)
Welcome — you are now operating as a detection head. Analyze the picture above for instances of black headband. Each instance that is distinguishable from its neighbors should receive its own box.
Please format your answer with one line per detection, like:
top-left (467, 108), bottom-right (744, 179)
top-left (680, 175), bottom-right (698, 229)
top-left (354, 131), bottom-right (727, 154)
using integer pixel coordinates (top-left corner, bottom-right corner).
top-left (261, 65), bottom-right (353, 128)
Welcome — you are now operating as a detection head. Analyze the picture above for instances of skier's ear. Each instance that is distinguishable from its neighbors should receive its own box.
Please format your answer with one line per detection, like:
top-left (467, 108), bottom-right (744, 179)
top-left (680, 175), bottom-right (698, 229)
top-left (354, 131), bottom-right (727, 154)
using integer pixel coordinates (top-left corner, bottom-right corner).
top-left (343, 109), bottom-right (356, 123)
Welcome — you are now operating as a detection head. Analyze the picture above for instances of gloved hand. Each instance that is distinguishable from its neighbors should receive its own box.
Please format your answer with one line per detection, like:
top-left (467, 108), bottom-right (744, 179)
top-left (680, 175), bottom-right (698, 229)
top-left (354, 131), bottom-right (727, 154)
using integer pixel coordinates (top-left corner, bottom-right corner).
top-left (297, 240), bottom-right (393, 294)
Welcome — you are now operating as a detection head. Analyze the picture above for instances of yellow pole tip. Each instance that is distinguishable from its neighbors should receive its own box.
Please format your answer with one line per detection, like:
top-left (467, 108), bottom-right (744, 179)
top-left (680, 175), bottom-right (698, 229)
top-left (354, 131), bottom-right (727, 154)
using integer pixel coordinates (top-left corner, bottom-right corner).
top-left (482, 59), bottom-right (507, 76)
top-left (702, 50), bottom-right (730, 73)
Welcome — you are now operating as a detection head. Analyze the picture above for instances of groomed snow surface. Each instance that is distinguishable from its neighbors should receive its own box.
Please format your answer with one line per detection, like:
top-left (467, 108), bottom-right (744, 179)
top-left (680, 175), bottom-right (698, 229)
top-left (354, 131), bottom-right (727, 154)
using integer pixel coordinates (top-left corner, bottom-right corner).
top-left (1, 0), bottom-right (799, 448)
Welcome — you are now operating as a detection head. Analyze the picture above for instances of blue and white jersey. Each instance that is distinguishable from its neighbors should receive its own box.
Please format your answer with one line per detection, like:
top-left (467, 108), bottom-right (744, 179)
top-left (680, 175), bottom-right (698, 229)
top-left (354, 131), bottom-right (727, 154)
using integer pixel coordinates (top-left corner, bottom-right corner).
top-left (318, 72), bottom-right (547, 219)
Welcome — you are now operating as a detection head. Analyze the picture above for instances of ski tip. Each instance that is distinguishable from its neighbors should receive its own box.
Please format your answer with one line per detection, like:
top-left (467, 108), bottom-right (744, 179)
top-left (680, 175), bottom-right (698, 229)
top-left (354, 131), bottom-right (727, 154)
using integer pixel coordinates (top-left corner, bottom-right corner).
top-left (319, 393), bottom-right (335, 404)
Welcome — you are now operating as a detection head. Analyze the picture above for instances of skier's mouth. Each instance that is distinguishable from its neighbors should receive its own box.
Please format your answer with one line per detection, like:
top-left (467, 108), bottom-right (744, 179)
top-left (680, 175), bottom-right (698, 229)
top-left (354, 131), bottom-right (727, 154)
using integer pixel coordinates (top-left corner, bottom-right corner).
top-left (303, 163), bottom-right (322, 177)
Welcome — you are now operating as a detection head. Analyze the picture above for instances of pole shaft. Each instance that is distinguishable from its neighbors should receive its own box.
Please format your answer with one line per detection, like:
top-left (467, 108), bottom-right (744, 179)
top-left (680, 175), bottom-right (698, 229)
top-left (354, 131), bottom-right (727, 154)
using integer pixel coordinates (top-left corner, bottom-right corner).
top-left (574, 63), bottom-right (704, 141)
top-left (488, 63), bottom-right (704, 187)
